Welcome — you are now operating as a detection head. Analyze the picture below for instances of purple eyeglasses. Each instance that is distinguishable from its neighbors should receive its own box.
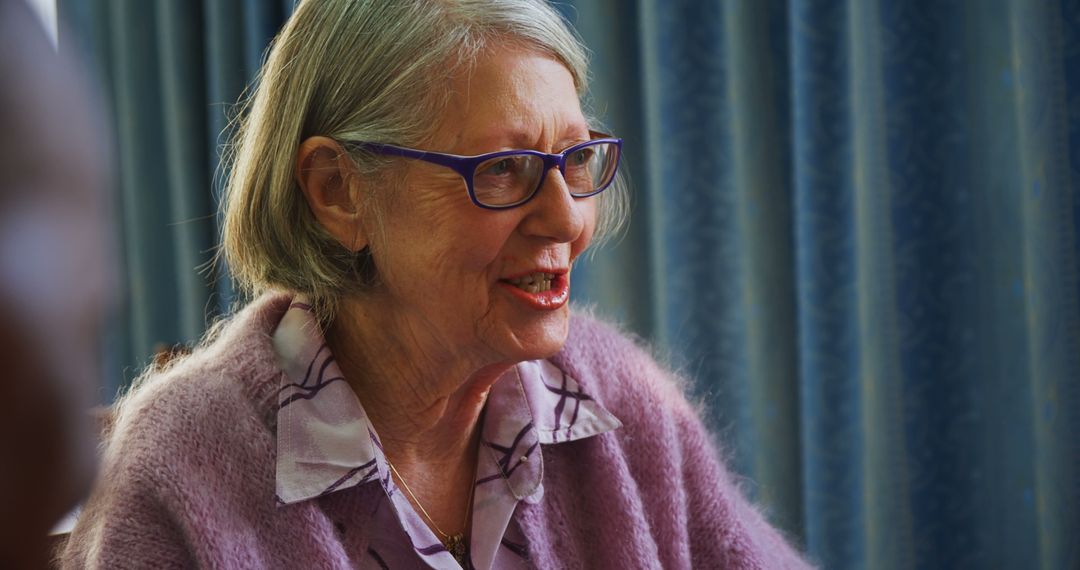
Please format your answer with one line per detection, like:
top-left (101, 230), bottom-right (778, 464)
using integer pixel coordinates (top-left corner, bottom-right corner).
top-left (346, 131), bottom-right (623, 210)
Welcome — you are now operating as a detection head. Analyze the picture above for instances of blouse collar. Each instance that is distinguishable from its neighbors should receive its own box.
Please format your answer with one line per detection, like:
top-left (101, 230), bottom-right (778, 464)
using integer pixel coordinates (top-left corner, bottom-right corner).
top-left (271, 297), bottom-right (622, 506)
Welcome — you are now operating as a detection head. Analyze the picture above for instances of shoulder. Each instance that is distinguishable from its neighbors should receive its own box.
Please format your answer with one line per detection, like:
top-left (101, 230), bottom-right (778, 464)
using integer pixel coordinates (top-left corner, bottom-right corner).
top-left (64, 293), bottom-right (299, 567)
top-left (101, 292), bottom-right (293, 483)
top-left (554, 309), bottom-right (699, 422)
top-left (554, 310), bottom-right (729, 474)
top-left (557, 309), bottom-right (657, 382)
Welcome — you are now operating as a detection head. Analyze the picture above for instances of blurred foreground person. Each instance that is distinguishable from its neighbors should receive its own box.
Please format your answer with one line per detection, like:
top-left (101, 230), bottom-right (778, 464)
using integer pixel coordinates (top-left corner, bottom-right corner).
top-left (0, 0), bottom-right (112, 568)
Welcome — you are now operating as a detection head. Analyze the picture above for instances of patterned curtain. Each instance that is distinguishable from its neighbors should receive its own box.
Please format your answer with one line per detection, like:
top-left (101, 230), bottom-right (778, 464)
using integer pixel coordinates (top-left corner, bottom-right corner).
top-left (63, 0), bottom-right (1080, 568)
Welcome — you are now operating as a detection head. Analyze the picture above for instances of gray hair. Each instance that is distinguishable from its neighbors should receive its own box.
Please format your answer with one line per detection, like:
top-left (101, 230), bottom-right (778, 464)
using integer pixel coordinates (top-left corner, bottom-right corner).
top-left (221, 0), bottom-right (628, 321)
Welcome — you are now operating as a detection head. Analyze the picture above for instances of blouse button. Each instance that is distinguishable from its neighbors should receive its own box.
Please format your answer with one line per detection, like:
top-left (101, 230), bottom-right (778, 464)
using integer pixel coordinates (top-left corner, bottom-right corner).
top-left (520, 455), bottom-right (529, 462)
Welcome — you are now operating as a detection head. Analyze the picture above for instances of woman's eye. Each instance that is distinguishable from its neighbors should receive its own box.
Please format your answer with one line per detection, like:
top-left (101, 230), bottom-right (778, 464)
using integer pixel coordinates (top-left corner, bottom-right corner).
top-left (569, 148), bottom-right (593, 167)
top-left (482, 159), bottom-right (514, 176)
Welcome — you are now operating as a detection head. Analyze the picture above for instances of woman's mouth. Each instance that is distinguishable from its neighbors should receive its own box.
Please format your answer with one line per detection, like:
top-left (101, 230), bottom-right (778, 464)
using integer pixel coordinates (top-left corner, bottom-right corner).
top-left (498, 270), bottom-right (570, 309)
top-left (503, 271), bottom-right (556, 293)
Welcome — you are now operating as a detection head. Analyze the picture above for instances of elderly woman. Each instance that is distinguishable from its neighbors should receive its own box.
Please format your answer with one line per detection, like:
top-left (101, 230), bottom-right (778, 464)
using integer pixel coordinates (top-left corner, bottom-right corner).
top-left (64, 1), bottom-right (811, 568)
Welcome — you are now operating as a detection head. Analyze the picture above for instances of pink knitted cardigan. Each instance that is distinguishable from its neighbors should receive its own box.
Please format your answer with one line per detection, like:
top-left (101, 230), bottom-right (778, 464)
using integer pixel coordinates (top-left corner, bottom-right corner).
top-left (61, 293), bottom-right (812, 569)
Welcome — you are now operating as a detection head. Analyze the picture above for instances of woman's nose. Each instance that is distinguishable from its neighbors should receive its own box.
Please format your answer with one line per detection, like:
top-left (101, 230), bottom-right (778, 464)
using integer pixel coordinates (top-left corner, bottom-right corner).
top-left (517, 167), bottom-right (588, 243)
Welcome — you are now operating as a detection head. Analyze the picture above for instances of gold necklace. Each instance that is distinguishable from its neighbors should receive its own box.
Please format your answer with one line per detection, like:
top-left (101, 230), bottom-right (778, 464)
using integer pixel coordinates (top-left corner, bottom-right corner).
top-left (387, 459), bottom-right (476, 565)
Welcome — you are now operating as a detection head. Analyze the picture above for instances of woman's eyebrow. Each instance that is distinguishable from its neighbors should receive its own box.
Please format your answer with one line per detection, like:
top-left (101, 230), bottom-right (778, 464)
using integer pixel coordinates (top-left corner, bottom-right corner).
top-left (459, 127), bottom-right (591, 152)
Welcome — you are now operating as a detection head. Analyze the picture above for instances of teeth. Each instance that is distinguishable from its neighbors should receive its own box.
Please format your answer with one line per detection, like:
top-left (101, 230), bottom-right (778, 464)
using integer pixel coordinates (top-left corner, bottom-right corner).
top-left (508, 271), bottom-right (556, 292)
top-left (509, 272), bottom-right (551, 285)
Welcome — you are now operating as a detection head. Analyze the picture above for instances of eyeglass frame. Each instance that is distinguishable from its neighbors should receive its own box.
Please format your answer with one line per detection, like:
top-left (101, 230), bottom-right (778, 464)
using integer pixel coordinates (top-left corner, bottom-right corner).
top-left (344, 130), bottom-right (623, 210)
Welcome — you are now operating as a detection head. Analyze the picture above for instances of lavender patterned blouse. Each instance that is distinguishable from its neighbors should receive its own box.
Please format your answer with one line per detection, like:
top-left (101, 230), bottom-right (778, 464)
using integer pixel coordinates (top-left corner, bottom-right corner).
top-left (271, 298), bottom-right (623, 569)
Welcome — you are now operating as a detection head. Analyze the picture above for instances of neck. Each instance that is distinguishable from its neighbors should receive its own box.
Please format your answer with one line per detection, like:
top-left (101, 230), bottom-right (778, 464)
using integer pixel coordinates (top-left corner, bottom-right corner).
top-left (326, 295), bottom-right (510, 540)
top-left (326, 296), bottom-right (511, 468)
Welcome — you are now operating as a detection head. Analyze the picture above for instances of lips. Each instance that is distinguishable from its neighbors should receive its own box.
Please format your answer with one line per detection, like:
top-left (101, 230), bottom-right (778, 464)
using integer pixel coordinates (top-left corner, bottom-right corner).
top-left (503, 271), bottom-right (556, 293)
top-left (499, 269), bottom-right (570, 310)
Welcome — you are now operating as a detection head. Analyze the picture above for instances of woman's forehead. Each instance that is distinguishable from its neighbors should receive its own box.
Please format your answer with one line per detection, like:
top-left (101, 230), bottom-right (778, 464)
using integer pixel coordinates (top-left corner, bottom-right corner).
top-left (434, 46), bottom-right (588, 153)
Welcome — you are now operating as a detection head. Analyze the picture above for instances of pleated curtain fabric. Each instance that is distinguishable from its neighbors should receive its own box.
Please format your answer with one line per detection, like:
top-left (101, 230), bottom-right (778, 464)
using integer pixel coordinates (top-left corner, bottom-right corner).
top-left (62, 0), bottom-right (1080, 568)
top-left (58, 0), bottom-right (294, 394)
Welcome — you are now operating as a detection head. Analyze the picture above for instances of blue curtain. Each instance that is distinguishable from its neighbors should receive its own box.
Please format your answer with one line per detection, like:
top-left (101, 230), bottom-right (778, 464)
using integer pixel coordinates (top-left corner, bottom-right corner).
top-left (567, 0), bottom-right (1080, 568)
top-left (63, 0), bottom-right (1080, 568)
top-left (59, 0), bottom-right (292, 393)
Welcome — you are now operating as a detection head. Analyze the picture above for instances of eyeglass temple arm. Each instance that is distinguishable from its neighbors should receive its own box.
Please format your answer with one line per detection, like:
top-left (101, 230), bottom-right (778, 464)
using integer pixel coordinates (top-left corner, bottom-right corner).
top-left (348, 142), bottom-right (477, 177)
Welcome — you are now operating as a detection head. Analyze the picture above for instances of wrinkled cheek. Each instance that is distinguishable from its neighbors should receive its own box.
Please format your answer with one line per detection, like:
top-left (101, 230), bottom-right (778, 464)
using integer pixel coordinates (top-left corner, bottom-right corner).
top-left (570, 202), bottom-right (599, 261)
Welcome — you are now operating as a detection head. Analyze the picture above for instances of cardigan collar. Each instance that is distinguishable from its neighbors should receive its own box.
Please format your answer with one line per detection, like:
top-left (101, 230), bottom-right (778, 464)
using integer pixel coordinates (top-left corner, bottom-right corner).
top-left (270, 297), bottom-right (622, 506)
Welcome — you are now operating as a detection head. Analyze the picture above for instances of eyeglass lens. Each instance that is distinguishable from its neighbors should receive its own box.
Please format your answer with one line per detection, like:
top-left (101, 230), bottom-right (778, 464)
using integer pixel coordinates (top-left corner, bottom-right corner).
top-left (472, 141), bottom-right (619, 207)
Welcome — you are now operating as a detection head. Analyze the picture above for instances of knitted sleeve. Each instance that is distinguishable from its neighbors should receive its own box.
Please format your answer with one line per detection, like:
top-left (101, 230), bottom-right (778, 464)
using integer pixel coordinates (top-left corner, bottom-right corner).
top-left (57, 382), bottom-right (199, 570)
top-left (59, 469), bottom-right (196, 569)
top-left (57, 359), bottom-right (267, 569)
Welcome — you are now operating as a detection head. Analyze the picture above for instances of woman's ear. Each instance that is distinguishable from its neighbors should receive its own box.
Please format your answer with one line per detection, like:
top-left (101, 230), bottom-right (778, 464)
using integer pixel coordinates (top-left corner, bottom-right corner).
top-left (295, 136), bottom-right (368, 251)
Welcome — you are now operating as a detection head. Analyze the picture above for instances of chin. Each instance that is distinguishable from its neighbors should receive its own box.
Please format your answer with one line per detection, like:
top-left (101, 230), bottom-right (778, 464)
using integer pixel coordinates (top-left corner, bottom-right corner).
top-left (498, 307), bottom-right (571, 362)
